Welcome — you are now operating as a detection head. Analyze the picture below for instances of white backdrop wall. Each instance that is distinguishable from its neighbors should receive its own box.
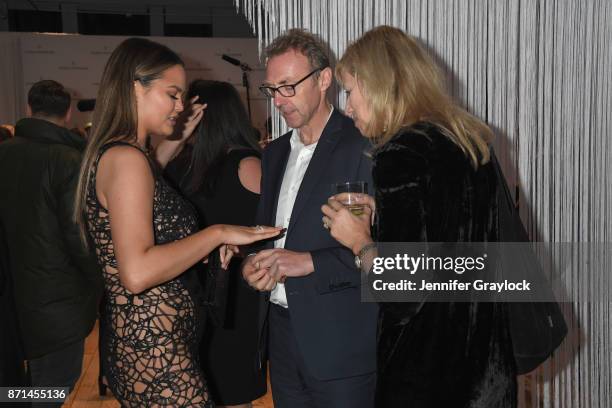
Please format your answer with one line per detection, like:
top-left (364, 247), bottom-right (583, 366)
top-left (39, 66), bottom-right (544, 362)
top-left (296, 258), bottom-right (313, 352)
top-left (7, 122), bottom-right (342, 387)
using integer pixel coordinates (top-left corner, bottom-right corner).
top-left (0, 32), bottom-right (270, 137)
top-left (234, 0), bottom-right (612, 407)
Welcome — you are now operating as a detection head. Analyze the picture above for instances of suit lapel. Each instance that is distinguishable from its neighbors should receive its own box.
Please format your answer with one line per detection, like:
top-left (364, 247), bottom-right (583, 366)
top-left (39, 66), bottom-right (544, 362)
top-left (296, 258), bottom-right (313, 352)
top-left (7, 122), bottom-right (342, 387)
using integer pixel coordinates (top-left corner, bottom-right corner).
top-left (267, 135), bottom-right (291, 225)
top-left (286, 110), bottom-right (344, 236)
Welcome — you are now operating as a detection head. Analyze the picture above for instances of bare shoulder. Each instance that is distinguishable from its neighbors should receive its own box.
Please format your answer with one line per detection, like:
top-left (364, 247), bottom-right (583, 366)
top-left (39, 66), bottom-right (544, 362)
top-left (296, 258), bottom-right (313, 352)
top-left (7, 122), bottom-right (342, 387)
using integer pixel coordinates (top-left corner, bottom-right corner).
top-left (238, 156), bottom-right (261, 194)
top-left (239, 156), bottom-right (261, 170)
top-left (96, 145), bottom-right (155, 208)
top-left (98, 145), bottom-right (153, 178)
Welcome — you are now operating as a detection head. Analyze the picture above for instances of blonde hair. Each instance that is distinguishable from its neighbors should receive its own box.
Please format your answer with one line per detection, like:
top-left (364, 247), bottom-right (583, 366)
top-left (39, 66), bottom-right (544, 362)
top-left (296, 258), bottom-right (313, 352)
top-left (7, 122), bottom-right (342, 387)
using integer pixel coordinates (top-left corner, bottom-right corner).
top-left (73, 38), bottom-right (183, 245)
top-left (336, 25), bottom-right (492, 168)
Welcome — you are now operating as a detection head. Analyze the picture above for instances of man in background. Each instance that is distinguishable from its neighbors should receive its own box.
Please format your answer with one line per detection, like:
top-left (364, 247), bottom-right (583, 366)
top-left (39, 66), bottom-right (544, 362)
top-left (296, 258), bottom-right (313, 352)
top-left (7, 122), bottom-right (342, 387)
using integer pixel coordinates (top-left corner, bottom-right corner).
top-left (0, 80), bottom-right (103, 401)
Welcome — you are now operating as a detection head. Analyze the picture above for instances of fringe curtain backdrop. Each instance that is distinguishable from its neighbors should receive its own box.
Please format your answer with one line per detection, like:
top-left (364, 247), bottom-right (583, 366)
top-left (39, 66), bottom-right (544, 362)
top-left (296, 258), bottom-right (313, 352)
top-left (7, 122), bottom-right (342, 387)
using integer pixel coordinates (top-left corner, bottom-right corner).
top-left (234, 0), bottom-right (612, 407)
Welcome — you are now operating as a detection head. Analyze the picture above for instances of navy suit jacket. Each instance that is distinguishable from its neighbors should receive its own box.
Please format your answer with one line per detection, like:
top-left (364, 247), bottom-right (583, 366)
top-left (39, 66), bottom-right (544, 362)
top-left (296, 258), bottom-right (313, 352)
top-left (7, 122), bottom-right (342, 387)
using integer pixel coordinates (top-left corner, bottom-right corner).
top-left (255, 109), bottom-right (378, 381)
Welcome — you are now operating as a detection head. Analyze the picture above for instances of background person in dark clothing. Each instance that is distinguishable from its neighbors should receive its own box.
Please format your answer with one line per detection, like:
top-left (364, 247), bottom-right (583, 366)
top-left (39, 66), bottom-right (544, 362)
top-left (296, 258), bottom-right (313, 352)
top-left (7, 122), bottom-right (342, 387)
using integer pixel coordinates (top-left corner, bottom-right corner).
top-left (0, 80), bottom-right (103, 403)
top-left (163, 80), bottom-right (265, 408)
top-left (0, 219), bottom-right (27, 388)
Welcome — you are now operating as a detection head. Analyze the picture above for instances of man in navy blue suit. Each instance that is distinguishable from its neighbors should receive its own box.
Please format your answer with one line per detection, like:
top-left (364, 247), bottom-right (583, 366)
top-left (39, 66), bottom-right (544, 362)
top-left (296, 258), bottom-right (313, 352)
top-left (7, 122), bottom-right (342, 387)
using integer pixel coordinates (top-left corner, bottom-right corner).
top-left (242, 29), bottom-right (378, 408)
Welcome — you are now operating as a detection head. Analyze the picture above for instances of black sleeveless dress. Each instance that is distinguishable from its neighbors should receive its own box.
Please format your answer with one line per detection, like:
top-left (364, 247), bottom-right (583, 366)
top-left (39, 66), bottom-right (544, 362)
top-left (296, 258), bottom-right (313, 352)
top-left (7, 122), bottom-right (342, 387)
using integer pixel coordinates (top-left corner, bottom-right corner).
top-left (165, 147), bottom-right (266, 405)
top-left (86, 142), bottom-right (213, 407)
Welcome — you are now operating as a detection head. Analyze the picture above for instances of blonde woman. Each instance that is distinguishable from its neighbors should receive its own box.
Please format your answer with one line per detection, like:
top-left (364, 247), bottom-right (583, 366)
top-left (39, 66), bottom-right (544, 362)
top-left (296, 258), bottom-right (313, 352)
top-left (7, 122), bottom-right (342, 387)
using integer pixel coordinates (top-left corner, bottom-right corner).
top-left (73, 38), bottom-right (281, 407)
top-left (322, 26), bottom-right (517, 407)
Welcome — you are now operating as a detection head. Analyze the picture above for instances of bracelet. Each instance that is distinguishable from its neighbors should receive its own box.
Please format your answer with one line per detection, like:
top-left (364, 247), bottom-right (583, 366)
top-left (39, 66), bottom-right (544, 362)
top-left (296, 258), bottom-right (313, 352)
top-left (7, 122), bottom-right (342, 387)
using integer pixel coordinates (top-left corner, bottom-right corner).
top-left (358, 242), bottom-right (377, 259)
top-left (355, 242), bottom-right (377, 269)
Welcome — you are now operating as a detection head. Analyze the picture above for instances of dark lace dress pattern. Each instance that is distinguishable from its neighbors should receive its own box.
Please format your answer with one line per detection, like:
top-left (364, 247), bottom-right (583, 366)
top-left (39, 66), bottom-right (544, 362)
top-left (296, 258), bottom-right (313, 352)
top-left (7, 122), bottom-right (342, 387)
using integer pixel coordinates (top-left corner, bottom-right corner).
top-left (85, 142), bottom-right (213, 407)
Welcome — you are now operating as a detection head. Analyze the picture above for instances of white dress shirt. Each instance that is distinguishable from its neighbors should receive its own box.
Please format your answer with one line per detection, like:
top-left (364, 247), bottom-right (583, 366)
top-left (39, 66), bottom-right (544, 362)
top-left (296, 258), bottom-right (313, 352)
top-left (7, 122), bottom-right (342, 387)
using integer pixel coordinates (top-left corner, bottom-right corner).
top-left (269, 108), bottom-right (334, 308)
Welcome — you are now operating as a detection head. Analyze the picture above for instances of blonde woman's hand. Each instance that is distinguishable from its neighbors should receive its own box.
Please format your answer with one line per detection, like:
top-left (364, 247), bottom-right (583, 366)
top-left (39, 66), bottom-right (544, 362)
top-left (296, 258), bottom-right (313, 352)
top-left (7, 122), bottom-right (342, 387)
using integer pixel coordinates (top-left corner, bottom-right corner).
top-left (321, 197), bottom-right (373, 255)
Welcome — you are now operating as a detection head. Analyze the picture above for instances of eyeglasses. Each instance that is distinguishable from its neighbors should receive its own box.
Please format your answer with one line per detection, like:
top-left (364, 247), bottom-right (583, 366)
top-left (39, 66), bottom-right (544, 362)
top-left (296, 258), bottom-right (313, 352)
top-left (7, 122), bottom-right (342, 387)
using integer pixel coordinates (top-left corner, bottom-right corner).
top-left (259, 67), bottom-right (326, 98)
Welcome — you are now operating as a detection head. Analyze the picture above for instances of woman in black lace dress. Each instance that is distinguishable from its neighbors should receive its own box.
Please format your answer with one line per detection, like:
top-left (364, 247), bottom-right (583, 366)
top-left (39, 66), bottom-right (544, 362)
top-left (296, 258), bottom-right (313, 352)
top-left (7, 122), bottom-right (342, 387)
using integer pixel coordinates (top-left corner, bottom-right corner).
top-left (73, 38), bottom-right (281, 407)
top-left (162, 80), bottom-right (265, 408)
top-left (322, 26), bottom-right (517, 407)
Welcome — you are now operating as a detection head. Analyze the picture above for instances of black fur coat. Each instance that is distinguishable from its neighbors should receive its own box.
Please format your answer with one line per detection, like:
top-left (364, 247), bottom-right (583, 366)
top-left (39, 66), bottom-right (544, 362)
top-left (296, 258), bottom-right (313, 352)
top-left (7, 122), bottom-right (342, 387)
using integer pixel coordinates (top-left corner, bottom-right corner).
top-left (372, 123), bottom-right (517, 408)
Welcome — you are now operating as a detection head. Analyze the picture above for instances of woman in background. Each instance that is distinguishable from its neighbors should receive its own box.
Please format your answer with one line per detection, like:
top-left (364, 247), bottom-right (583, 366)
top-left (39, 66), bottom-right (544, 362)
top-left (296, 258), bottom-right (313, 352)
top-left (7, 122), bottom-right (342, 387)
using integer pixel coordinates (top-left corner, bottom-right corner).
top-left (164, 80), bottom-right (266, 408)
top-left (74, 38), bottom-right (280, 407)
top-left (322, 26), bottom-right (517, 407)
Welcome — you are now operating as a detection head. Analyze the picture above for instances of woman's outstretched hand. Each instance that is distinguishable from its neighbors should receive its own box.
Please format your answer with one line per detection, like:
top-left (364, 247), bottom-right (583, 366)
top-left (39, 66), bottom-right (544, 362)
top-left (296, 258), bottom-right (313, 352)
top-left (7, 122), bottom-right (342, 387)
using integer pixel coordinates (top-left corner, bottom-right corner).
top-left (321, 194), bottom-right (374, 255)
top-left (218, 224), bottom-right (283, 246)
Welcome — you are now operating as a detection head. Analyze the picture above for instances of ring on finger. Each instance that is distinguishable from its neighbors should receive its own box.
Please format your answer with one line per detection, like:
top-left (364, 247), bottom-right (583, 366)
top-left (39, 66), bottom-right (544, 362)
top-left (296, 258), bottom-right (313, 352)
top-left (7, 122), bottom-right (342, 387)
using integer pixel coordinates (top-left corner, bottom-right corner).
top-left (254, 225), bottom-right (264, 231)
top-left (322, 216), bottom-right (330, 229)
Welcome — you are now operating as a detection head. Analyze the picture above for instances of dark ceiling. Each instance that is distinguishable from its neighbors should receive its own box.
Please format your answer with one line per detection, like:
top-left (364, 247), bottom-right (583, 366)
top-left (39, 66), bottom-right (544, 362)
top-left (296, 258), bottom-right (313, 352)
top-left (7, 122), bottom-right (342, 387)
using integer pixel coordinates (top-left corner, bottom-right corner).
top-left (0, 0), bottom-right (256, 37)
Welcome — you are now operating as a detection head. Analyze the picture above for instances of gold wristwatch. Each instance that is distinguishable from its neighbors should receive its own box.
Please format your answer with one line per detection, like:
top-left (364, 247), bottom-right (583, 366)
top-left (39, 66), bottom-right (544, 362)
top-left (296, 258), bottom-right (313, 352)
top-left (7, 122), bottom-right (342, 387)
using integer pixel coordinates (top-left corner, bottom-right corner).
top-left (354, 242), bottom-right (377, 269)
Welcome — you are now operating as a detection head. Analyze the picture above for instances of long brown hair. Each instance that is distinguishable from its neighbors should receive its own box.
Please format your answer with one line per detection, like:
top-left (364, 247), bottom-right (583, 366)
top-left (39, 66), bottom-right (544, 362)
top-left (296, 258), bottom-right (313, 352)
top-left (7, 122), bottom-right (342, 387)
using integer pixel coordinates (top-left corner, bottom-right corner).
top-left (180, 80), bottom-right (260, 196)
top-left (336, 25), bottom-right (492, 168)
top-left (73, 38), bottom-right (183, 244)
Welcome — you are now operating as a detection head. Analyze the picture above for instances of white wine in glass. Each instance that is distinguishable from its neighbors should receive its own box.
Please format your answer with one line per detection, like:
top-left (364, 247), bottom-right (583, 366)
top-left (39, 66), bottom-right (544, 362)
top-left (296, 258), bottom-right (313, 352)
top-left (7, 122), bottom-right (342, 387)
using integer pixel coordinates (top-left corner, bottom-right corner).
top-left (346, 204), bottom-right (365, 216)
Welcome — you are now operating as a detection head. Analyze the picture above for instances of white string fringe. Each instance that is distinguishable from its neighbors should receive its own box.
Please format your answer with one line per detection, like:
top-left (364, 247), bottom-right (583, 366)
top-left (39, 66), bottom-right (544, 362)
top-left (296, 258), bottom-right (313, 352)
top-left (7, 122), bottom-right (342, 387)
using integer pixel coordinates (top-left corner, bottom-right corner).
top-left (234, 1), bottom-right (612, 406)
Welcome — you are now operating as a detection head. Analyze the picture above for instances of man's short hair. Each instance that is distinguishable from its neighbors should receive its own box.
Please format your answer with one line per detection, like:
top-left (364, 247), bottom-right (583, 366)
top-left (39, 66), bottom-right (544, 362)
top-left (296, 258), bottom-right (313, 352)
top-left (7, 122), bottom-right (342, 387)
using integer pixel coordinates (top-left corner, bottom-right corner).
top-left (264, 29), bottom-right (331, 73)
top-left (27, 80), bottom-right (71, 118)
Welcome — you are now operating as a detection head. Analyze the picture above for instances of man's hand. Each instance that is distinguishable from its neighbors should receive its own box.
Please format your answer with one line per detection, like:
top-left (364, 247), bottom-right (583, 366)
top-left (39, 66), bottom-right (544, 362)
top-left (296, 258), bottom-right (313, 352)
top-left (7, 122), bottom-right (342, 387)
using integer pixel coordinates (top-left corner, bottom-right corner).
top-left (242, 254), bottom-right (277, 291)
top-left (251, 249), bottom-right (314, 283)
